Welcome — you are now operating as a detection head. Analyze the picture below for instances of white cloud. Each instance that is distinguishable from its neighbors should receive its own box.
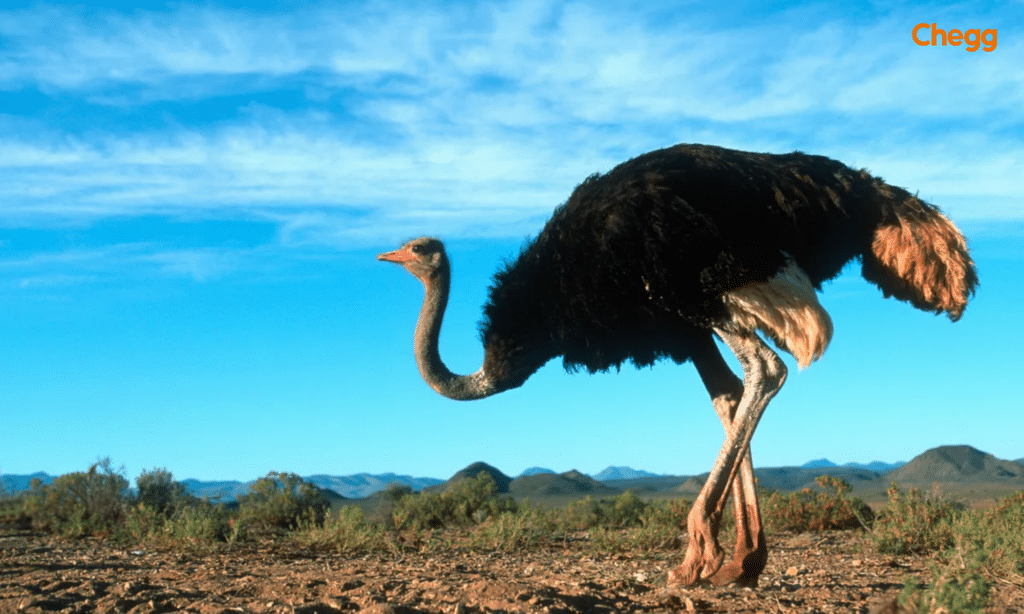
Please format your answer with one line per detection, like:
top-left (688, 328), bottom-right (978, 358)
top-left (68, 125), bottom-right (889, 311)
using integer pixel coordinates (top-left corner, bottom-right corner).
top-left (0, 238), bottom-right (292, 289)
top-left (0, 0), bottom-right (1021, 252)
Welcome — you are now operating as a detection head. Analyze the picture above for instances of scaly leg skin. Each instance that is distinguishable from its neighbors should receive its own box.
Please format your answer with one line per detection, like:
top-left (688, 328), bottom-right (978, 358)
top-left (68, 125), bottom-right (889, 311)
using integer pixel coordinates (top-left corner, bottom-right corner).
top-left (709, 452), bottom-right (767, 587)
top-left (667, 335), bottom-right (739, 585)
top-left (690, 336), bottom-right (768, 586)
top-left (668, 328), bottom-right (785, 587)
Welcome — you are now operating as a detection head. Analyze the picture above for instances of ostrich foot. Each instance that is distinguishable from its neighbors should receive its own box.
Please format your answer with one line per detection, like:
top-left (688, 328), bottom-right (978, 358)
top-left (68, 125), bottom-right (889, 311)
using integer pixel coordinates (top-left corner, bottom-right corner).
top-left (667, 517), bottom-right (725, 586)
top-left (668, 540), bottom-right (766, 588)
top-left (708, 504), bottom-right (767, 587)
top-left (707, 544), bottom-right (767, 587)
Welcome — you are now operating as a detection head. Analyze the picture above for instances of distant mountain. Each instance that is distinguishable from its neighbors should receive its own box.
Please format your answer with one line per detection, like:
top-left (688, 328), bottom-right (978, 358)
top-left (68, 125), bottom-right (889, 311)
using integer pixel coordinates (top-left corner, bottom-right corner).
top-left (593, 466), bottom-right (662, 481)
top-left (680, 465), bottom-right (887, 493)
top-left (180, 474), bottom-right (444, 501)
top-left (510, 470), bottom-right (618, 497)
top-left (801, 458), bottom-right (837, 469)
top-left (886, 445), bottom-right (1024, 483)
top-left (9, 446), bottom-right (1015, 502)
top-left (426, 461), bottom-right (512, 494)
top-left (0, 471), bottom-right (439, 501)
top-left (844, 461), bottom-right (905, 473)
top-left (306, 474), bottom-right (442, 499)
top-left (1, 472), bottom-right (54, 493)
top-left (801, 458), bottom-right (905, 472)
top-left (179, 479), bottom-right (250, 502)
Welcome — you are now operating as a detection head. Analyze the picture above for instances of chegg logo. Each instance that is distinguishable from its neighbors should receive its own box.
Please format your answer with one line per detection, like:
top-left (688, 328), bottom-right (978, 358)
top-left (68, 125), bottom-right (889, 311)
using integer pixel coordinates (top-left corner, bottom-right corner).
top-left (912, 23), bottom-right (997, 52)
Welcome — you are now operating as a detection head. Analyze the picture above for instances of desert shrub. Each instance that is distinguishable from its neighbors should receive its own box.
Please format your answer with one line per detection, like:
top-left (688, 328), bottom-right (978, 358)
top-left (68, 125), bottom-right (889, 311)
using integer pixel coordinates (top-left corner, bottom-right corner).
top-left (0, 476), bottom-right (26, 526)
top-left (872, 483), bottom-right (963, 555)
top-left (390, 472), bottom-right (517, 531)
top-left (0, 496), bottom-right (21, 525)
top-left (895, 490), bottom-right (1023, 613)
top-left (557, 497), bottom-right (601, 530)
top-left (236, 472), bottom-right (330, 534)
top-left (557, 491), bottom-right (658, 531)
top-left (761, 476), bottom-right (873, 533)
top-left (167, 503), bottom-right (237, 543)
top-left (370, 483), bottom-right (414, 523)
top-left (898, 569), bottom-right (990, 614)
top-left (600, 491), bottom-right (649, 528)
top-left (633, 496), bottom-right (689, 532)
top-left (124, 498), bottom-right (237, 547)
top-left (19, 458), bottom-right (130, 537)
top-left (135, 468), bottom-right (192, 516)
top-left (122, 467), bottom-right (238, 547)
top-left (871, 489), bottom-right (1024, 613)
top-left (588, 498), bottom-right (685, 553)
top-left (466, 508), bottom-right (548, 552)
top-left (296, 505), bottom-right (387, 553)
top-left (947, 490), bottom-right (1024, 580)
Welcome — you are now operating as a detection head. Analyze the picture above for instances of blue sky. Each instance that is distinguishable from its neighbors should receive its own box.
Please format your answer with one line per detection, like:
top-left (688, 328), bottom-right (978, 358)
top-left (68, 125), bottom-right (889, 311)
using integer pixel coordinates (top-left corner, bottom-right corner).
top-left (1, 0), bottom-right (1021, 485)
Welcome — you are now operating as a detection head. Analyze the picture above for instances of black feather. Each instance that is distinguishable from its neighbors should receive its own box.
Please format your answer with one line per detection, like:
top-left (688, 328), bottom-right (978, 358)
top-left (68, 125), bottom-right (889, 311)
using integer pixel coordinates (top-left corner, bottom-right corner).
top-left (477, 143), bottom-right (938, 380)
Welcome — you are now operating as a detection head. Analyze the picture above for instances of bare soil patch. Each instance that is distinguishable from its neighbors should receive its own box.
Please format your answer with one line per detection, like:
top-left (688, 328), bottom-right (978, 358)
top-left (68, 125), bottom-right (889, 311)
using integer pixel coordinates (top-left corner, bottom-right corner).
top-left (2, 529), bottom-right (1022, 613)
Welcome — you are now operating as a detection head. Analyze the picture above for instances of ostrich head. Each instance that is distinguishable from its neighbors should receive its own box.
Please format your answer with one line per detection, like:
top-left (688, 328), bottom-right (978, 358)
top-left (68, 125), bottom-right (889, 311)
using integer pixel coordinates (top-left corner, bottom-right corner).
top-left (376, 237), bottom-right (449, 283)
top-left (377, 235), bottom-right (498, 400)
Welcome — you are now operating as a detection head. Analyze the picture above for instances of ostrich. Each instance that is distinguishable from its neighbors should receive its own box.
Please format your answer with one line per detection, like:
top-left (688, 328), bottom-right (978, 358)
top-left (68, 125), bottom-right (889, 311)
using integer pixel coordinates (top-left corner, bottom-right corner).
top-left (377, 143), bottom-right (977, 587)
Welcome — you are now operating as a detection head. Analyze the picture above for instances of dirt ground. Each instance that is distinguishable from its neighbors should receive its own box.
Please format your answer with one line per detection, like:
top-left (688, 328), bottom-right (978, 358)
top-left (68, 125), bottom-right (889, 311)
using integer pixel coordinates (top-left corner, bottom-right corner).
top-left (2, 528), bottom-right (1022, 614)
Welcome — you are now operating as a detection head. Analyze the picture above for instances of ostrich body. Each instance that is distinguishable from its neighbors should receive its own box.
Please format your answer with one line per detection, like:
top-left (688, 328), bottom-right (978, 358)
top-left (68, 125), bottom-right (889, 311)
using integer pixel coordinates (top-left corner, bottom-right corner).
top-left (378, 143), bottom-right (977, 587)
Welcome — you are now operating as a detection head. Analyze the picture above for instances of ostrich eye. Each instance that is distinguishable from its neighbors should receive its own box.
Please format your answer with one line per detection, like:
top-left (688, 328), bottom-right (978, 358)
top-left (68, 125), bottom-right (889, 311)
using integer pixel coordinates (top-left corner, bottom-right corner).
top-left (411, 244), bottom-right (423, 254)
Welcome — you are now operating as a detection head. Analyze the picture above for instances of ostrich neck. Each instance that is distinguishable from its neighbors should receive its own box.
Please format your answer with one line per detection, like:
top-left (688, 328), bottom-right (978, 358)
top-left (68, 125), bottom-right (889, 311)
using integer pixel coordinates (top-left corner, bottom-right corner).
top-left (414, 272), bottom-right (497, 401)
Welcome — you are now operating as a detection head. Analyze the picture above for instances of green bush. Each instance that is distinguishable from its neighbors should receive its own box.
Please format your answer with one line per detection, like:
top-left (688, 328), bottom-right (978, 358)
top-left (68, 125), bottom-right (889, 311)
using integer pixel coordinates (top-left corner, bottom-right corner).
top-left (557, 491), bottom-right (660, 531)
top-left (871, 485), bottom-right (1010, 614)
top-left (761, 476), bottom-right (873, 533)
top-left (872, 483), bottom-right (962, 555)
top-left (19, 458), bottom-right (130, 537)
top-left (118, 467), bottom-right (237, 548)
top-left (468, 508), bottom-right (548, 552)
top-left (124, 498), bottom-right (237, 547)
top-left (587, 497), bottom-right (685, 554)
top-left (893, 490), bottom-right (1024, 614)
top-left (296, 505), bottom-right (387, 552)
top-left (135, 467), bottom-right (192, 516)
top-left (236, 472), bottom-right (330, 534)
top-left (390, 472), bottom-right (517, 531)
top-left (371, 484), bottom-right (413, 523)
top-left (949, 490), bottom-right (1024, 579)
top-left (898, 569), bottom-right (990, 614)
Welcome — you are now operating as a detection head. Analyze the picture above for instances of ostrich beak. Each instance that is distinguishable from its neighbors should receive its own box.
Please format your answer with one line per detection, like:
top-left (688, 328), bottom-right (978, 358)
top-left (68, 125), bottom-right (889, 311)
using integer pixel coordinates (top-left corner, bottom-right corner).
top-left (377, 247), bottom-right (417, 263)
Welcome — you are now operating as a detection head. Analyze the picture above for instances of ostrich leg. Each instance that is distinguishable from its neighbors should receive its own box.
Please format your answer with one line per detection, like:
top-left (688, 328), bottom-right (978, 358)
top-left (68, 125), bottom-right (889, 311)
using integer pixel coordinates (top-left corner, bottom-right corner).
top-left (669, 328), bottom-right (786, 586)
top-left (689, 334), bottom-right (768, 586)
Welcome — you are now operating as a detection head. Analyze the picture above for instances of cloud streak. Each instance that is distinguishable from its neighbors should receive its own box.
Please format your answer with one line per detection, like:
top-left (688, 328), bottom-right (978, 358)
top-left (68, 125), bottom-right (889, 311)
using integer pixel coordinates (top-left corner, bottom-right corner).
top-left (1, 0), bottom-right (1020, 254)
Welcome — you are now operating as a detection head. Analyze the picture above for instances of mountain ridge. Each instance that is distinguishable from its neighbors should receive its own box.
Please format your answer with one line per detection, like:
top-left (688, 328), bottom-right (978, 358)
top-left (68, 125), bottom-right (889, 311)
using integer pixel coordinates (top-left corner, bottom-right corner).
top-left (4, 445), bottom-right (1019, 500)
top-left (801, 459), bottom-right (906, 473)
top-left (885, 445), bottom-right (1024, 483)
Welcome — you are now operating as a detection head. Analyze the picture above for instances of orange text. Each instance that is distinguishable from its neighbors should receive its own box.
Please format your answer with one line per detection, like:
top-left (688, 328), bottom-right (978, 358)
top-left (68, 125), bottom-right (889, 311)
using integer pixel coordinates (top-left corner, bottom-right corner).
top-left (912, 23), bottom-right (997, 52)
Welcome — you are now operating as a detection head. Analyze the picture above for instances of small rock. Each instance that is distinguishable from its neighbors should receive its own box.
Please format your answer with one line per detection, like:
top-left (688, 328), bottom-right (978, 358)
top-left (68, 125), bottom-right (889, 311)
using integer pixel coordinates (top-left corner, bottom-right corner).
top-left (634, 571), bottom-right (648, 583)
top-left (785, 566), bottom-right (799, 576)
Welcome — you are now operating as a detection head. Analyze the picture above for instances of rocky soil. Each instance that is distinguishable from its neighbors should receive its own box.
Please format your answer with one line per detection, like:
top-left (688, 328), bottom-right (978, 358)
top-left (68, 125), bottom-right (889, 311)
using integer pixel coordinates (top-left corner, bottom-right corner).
top-left (3, 528), bottom-right (1022, 613)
